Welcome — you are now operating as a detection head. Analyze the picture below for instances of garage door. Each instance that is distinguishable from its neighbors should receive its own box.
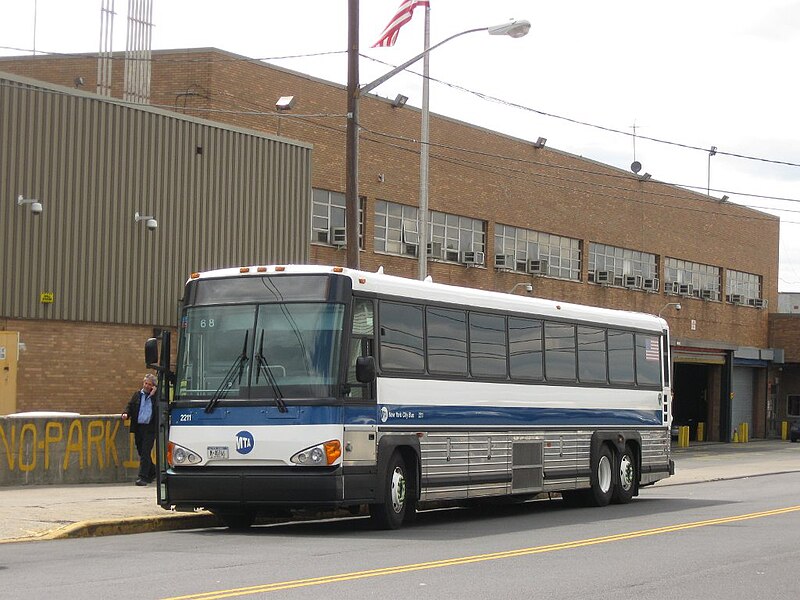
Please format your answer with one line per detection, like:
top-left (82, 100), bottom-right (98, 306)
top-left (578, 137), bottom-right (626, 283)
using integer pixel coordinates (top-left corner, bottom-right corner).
top-left (731, 366), bottom-right (754, 440)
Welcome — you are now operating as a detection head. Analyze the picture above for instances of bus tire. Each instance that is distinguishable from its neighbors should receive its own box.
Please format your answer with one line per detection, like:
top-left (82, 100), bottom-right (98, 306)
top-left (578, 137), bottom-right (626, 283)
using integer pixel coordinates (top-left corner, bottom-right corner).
top-left (214, 509), bottom-right (256, 530)
top-left (587, 444), bottom-right (614, 507)
top-left (370, 452), bottom-right (408, 530)
top-left (612, 444), bottom-right (637, 504)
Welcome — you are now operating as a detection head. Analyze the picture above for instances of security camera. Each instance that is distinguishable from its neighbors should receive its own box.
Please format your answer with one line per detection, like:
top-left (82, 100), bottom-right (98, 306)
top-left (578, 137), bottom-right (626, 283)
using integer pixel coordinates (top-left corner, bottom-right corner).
top-left (675, 303), bottom-right (682, 311)
top-left (30, 202), bottom-right (43, 216)
top-left (525, 284), bottom-right (533, 293)
top-left (146, 218), bottom-right (157, 231)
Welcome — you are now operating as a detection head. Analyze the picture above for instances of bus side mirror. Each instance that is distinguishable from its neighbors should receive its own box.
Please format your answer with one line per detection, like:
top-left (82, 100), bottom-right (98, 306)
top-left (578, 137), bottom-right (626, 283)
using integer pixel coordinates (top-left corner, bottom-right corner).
top-left (355, 356), bottom-right (376, 383)
top-left (145, 337), bottom-right (159, 367)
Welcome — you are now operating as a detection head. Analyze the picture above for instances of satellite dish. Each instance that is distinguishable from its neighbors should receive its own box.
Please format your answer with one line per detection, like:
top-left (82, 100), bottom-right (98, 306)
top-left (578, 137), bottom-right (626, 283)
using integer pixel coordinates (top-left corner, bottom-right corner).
top-left (630, 161), bottom-right (642, 174)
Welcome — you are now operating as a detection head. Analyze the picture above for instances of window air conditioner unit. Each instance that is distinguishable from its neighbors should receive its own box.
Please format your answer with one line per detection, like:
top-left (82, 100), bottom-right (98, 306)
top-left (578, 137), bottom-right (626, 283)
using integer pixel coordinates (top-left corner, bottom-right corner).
top-left (749, 298), bottom-right (767, 309)
top-left (426, 241), bottom-right (443, 259)
top-left (728, 293), bottom-right (745, 304)
top-left (665, 281), bottom-right (680, 294)
top-left (527, 258), bottom-right (549, 275)
top-left (461, 250), bottom-right (485, 266)
top-left (495, 254), bottom-right (515, 269)
top-left (404, 243), bottom-right (418, 257)
top-left (314, 228), bottom-right (329, 244)
top-left (330, 226), bottom-right (347, 246)
top-left (624, 275), bottom-right (643, 289)
top-left (613, 275), bottom-right (625, 287)
top-left (643, 278), bottom-right (659, 291)
top-left (700, 289), bottom-right (718, 301)
top-left (596, 270), bottom-right (612, 284)
top-left (678, 283), bottom-right (694, 296)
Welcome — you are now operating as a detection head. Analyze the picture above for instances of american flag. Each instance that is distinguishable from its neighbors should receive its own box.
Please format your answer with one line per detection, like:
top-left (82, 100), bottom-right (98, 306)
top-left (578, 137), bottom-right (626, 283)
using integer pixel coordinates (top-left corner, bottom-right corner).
top-left (372, 0), bottom-right (430, 48)
top-left (645, 338), bottom-right (660, 361)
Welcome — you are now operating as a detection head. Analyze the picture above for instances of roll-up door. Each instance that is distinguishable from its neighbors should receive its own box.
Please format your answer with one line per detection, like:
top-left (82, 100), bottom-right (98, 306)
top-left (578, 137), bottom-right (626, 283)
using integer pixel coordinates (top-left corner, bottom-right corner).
top-left (731, 367), bottom-right (754, 440)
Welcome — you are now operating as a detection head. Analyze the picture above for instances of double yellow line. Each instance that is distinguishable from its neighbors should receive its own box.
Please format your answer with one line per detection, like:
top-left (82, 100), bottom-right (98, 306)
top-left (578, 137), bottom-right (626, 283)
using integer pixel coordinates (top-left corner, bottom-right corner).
top-left (167, 505), bottom-right (800, 599)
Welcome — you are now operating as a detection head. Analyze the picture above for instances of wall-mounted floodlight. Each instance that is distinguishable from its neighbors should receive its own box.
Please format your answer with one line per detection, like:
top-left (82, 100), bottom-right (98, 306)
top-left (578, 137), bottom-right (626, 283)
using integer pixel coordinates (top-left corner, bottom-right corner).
top-left (533, 137), bottom-right (547, 149)
top-left (658, 302), bottom-right (681, 317)
top-left (17, 194), bottom-right (43, 215)
top-left (275, 96), bottom-right (295, 111)
top-left (640, 172), bottom-right (652, 181)
top-left (134, 211), bottom-right (157, 231)
top-left (391, 94), bottom-right (408, 108)
top-left (508, 281), bottom-right (534, 294)
top-left (720, 195), bottom-right (729, 202)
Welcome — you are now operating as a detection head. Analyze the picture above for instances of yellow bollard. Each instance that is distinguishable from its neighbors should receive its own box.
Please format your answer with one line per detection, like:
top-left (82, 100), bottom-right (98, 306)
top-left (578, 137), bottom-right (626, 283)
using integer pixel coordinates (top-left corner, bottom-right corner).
top-left (732, 428), bottom-right (739, 443)
top-left (678, 425), bottom-right (690, 448)
top-left (696, 422), bottom-right (705, 442)
top-left (736, 422), bottom-right (749, 443)
top-left (782, 421), bottom-right (788, 441)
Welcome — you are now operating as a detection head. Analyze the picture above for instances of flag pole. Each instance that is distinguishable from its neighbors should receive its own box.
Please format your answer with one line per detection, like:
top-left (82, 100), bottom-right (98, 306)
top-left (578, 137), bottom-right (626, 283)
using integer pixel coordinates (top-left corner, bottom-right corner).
top-left (417, 3), bottom-right (431, 280)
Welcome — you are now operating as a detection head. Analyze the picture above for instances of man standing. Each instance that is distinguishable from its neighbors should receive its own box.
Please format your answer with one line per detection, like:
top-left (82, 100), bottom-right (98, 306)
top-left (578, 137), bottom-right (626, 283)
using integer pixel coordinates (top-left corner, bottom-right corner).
top-left (122, 373), bottom-right (158, 486)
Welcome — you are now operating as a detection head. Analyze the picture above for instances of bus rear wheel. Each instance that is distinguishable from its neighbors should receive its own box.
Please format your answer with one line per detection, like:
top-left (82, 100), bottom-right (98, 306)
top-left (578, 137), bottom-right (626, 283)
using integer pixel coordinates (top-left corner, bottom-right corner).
top-left (586, 444), bottom-right (614, 507)
top-left (612, 445), bottom-right (637, 504)
top-left (370, 453), bottom-right (408, 530)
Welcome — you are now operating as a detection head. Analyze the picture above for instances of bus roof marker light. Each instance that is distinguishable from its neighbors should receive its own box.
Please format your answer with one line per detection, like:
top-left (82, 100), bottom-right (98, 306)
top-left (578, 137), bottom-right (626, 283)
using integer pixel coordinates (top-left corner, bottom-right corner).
top-left (275, 266), bottom-right (286, 272)
top-left (332, 266), bottom-right (344, 273)
top-left (257, 266), bottom-right (267, 272)
top-left (240, 267), bottom-right (250, 273)
top-left (190, 272), bottom-right (200, 279)
top-left (358, 277), bottom-right (366, 284)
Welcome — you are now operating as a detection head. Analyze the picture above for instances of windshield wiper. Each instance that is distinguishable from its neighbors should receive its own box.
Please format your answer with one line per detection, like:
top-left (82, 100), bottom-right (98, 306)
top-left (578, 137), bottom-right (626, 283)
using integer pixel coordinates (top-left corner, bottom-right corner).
top-left (205, 332), bottom-right (249, 413)
top-left (255, 330), bottom-right (288, 413)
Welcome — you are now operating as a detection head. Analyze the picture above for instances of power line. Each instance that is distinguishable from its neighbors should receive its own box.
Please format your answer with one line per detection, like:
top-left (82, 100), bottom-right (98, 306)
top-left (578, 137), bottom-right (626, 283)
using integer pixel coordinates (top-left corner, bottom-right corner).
top-left (360, 54), bottom-right (800, 170)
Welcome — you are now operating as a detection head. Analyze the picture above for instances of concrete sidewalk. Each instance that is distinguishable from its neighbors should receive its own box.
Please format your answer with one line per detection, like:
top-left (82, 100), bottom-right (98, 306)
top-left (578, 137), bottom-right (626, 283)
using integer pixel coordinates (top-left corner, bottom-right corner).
top-left (1, 439), bottom-right (798, 543)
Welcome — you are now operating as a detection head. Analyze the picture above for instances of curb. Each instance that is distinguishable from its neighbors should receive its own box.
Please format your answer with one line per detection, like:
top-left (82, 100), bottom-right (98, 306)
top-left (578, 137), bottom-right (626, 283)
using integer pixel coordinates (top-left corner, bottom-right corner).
top-left (0, 513), bottom-right (221, 544)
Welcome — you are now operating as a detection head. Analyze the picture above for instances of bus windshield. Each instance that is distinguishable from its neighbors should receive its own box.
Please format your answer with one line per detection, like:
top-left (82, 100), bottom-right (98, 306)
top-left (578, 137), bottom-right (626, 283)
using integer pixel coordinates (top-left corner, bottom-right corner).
top-left (176, 302), bottom-right (345, 401)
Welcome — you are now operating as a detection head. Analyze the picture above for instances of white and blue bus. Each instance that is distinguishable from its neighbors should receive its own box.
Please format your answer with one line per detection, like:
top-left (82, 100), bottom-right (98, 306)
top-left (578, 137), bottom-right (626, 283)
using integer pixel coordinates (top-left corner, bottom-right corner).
top-left (147, 264), bottom-right (674, 529)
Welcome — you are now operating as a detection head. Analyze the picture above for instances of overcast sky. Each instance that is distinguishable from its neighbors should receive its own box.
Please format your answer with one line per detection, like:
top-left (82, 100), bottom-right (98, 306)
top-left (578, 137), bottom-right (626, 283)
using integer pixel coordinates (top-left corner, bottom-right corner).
top-left (3, 1), bottom-right (800, 291)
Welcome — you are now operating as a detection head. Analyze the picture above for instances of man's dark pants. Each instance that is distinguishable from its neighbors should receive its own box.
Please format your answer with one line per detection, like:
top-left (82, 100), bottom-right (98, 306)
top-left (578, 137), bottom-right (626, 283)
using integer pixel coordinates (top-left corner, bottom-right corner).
top-left (134, 428), bottom-right (157, 482)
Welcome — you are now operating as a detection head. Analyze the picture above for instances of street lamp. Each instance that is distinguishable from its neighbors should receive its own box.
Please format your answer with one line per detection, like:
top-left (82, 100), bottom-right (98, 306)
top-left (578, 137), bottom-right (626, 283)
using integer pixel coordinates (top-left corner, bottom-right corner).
top-left (707, 145), bottom-right (717, 196)
top-left (344, 2), bottom-right (530, 270)
top-left (658, 302), bottom-right (681, 318)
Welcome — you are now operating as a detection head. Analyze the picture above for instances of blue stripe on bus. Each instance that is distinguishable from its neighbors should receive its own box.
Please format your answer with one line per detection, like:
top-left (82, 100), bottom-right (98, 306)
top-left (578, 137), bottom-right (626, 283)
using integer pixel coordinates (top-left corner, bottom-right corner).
top-left (170, 405), bottom-right (661, 427)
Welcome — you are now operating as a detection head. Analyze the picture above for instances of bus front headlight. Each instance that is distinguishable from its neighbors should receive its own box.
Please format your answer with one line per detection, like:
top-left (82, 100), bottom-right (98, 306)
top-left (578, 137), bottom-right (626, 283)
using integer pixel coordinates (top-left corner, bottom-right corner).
top-left (290, 440), bottom-right (341, 465)
top-left (168, 441), bottom-right (202, 467)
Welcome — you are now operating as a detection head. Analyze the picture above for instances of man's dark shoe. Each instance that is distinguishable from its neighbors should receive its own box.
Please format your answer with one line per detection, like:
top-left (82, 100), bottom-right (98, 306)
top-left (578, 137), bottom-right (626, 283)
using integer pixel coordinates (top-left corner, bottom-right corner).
top-left (135, 479), bottom-right (148, 486)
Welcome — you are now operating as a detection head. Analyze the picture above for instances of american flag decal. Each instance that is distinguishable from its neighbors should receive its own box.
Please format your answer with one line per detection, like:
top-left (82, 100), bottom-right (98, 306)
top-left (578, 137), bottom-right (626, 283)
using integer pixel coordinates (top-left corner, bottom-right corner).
top-left (645, 338), bottom-right (660, 361)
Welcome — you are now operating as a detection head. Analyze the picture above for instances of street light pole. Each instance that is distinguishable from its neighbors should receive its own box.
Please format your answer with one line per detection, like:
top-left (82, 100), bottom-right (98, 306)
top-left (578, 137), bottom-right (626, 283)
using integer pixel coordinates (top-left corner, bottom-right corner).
top-left (343, 12), bottom-right (531, 270)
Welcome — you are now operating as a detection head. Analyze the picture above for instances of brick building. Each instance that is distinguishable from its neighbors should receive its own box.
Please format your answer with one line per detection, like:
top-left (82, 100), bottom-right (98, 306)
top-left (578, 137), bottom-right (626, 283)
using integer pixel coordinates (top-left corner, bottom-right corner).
top-left (0, 48), bottom-right (788, 440)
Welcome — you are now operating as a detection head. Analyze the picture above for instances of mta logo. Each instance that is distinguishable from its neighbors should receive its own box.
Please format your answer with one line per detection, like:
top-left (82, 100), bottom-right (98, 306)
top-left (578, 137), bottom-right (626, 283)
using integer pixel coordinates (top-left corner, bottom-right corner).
top-left (235, 431), bottom-right (254, 454)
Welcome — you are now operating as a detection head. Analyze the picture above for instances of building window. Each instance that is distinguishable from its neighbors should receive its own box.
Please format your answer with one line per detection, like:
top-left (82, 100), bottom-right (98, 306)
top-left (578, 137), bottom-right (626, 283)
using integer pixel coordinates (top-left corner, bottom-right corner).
top-left (494, 224), bottom-right (581, 279)
top-left (589, 243), bottom-right (658, 289)
top-left (664, 257), bottom-right (721, 300)
top-left (429, 210), bottom-right (485, 262)
top-left (725, 269), bottom-right (763, 306)
top-left (788, 395), bottom-right (800, 417)
top-left (311, 188), bottom-right (364, 248)
top-left (374, 200), bottom-right (420, 257)
top-left (374, 201), bottom-right (485, 263)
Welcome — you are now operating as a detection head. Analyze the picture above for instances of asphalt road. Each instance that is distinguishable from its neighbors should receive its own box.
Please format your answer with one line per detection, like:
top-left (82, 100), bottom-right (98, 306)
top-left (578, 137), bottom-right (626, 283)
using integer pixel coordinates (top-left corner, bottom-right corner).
top-left (1, 472), bottom-right (798, 600)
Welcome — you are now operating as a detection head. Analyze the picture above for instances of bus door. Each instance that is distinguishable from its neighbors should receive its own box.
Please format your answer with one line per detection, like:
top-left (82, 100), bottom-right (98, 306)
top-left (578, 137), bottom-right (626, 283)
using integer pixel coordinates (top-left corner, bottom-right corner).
top-left (342, 298), bottom-right (377, 466)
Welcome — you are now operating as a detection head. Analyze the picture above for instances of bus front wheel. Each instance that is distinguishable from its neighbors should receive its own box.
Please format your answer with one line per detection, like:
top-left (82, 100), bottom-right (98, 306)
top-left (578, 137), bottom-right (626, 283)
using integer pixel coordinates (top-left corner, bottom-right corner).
top-left (370, 453), bottom-right (408, 530)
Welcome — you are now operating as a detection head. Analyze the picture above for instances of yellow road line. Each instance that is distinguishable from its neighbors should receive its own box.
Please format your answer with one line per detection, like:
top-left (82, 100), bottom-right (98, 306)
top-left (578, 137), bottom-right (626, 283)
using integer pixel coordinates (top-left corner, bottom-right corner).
top-left (165, 505), bottom-right (800, 600)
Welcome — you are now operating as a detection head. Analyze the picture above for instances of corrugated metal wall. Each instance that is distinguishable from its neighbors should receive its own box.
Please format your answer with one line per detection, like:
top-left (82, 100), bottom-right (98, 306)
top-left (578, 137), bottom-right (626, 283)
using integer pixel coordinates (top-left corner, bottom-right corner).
top-left (1, 73), bottom-right (311, 326)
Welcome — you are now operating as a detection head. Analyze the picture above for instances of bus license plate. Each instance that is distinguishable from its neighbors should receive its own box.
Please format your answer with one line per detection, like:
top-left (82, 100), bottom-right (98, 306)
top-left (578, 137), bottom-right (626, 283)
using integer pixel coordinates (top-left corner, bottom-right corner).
top-left (207, 446), bottom-right (229, 460)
